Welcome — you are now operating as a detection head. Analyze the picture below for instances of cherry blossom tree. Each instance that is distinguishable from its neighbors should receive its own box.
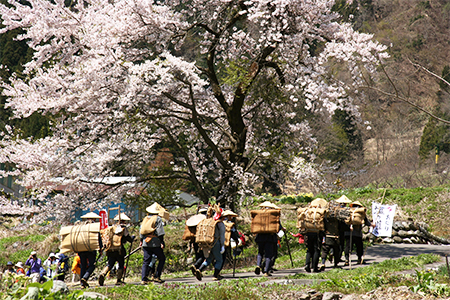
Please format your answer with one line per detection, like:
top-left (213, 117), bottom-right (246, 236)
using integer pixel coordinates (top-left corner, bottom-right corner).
top-left (0, 0), bottom-right (387, 220)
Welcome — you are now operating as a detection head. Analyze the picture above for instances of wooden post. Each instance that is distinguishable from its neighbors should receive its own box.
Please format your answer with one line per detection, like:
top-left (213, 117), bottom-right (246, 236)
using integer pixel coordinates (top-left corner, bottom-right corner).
top-left (109, 206), bottom-right (121, 223)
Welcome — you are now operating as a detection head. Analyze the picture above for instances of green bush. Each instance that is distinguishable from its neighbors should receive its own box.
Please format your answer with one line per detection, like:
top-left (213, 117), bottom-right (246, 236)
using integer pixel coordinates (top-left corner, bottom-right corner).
top-left (279, 193), bottom-right (314, 204)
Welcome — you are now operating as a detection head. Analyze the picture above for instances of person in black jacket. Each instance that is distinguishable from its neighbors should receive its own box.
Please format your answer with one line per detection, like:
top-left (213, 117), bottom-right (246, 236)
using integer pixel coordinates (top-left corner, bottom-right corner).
top-left (78, 212), bottom-right (102, 288)
top-left (254, 201), bottom-right (282, 277)
top-left (98, 213), bottom-right (135, 286)
top-left (344, 201), bottom-right (374, 265)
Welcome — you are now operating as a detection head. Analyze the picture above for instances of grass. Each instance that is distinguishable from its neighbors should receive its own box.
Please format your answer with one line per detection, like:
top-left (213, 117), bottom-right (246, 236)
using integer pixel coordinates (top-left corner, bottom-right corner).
top-left (79, 254), bottom-right (445, 300)
top-left (292, 253), bottom-right (441, 294)
top-left (2, 186), bottom-right (450, 298)
top-left (0, 234), bottom-right (48, 266)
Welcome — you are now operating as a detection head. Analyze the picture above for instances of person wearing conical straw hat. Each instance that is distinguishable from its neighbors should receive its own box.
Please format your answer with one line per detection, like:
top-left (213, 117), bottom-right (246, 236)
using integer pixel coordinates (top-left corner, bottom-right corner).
top-left (254, 201), bottom-right (282, 277)
top-left (319, 204), bottom-right (347, 271)
top-left (78, 211), bottom-right (101, 288)
top-left (335, 195), bottom-right (352, 263)
top-left (195, 206), bottom-right (226, 281)
top-left (303, 198), bottom-right (326, 273)
top-left (219, 210), bottom-right (241, 272)
top-left (187, 211), bottom-right (207, 278)
top-left (344, 201), bottom-right (374, 266)
top-left (98, 213), bottom-right (135, 286)
top-left (140, 203), bottom-right (166, 284)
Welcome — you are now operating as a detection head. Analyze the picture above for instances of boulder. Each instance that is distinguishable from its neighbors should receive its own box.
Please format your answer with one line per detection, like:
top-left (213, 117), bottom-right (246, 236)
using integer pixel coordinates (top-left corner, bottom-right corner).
top-left (393, 221), bottom-right (403, 231)
top-left (80, 292), bottom-right (108, 300)
top-left (20, 287), bottom-right (39, 300)
top-left (322, 292), bottom-right (341, 300)
top-left (393, 236), bottom-right (403, 243)
top-left (51, 280), bottom-right (69, 294)
top-left (397, 230), bottom-right (408, 238)
top-left (382, 237), bottom-right (394, 243)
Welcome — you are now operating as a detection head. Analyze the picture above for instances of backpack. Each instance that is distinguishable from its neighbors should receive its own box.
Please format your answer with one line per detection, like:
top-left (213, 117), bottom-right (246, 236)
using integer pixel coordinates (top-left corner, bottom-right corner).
top-left (224, 221), bottom-right (235, 247)
top-left (106, 225), bottom-right (125, 251)
top-left (140, 215), bottom-right (158, 236)
top-left (345, 207), bottom-right (367, 225)
top-left (182, 225), bottom-right (197, 242)
top-left (250, 209), bottom-right (280, 234)
top-left (195, 218), bottom-right (219, 247)
top-left (297, 206), bottom-right (327, 232)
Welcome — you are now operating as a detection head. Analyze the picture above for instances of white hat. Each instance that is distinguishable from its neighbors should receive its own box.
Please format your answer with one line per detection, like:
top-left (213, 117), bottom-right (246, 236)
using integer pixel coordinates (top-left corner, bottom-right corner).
top-left (146, 202), bottom-right (162, 214)
top-left (30, 251), bottom-right (37, 256)
top-left (222, 210), bottom-right (238, 217)
top-left (80, 212), bottom-right (101, 219)
top-left (350, 201), bottom-right (364, 208)
top-left (336, 195), bottom-right (352, 204)
top-left (198, 207), bottom-right (208, 213)
top-left (15, 262), bottom-right (23, 268)
top-left (186, 214), bottom-right (206, 227)
top-left (114, 213), bottom-right (131, 221)
top-left (258, 201), bottom-right (280, 209)
top-left (48, 253), bottom-right (56, 258)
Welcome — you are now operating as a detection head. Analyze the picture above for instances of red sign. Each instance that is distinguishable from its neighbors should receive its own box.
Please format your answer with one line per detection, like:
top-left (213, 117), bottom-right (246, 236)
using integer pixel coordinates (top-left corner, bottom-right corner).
top-left (99, 209), bottom-right (108, 229)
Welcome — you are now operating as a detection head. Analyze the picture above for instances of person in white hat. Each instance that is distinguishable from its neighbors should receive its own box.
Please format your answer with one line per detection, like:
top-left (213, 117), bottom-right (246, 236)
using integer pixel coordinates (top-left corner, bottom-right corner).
top-left (187, 210), bottom-right (207, 278)
top-left (98, 213), bottom-right (135, 286)
top-left (140, 203), bottom-right (166, 284)
top-left (335, 195), bottom-right (352, 261)
top-left (15, 262), bottom-right (25, 275)
top-left (219, 209), bottom-right (242, 272)
top-left (194, 206), bottom-right (226, 281)
top-left (79, 211), bottom-right (101, 288)
top-left (43, 253), bottom-right (58, 279)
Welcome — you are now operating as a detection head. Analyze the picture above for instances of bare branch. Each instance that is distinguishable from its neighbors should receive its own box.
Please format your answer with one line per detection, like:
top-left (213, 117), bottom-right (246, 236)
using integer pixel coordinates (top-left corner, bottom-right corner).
top-left (360, 86), bottom-right (450, 125)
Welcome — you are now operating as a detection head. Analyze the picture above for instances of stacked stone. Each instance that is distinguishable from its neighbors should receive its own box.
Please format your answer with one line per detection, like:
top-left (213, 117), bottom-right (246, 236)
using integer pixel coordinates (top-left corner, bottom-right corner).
top-left (363, 220), bottom-right (450, 245)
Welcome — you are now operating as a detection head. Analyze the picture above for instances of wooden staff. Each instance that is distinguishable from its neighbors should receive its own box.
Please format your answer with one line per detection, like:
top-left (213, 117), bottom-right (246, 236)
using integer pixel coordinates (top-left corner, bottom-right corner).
top-left (285, 234), bottom-right (294, 268)
top-left (123, 239), bottom-right (134, 281)
top-left (124, 246), bottom-right (142, 259)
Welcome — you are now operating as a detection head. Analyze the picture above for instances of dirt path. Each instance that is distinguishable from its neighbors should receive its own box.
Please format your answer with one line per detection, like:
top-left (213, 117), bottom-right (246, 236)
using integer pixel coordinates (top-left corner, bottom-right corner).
top-left (161, 244), bottom-right (450, 285)
top-left (75, 244), bottom-right (450, 288)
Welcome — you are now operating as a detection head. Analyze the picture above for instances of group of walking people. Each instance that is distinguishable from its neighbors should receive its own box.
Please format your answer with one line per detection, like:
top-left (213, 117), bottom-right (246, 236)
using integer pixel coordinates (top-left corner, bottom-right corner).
top-left (300, 195), bottom-right (374, 273)
top-left (4, 196), bottom-right (375, 288)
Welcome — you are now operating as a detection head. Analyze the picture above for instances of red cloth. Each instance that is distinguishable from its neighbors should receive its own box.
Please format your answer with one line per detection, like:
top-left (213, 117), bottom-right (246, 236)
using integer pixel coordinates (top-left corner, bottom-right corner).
top-left (291, 232), bottom-right (304, 244)
top-left (213, 208), bottom-right (223, 221)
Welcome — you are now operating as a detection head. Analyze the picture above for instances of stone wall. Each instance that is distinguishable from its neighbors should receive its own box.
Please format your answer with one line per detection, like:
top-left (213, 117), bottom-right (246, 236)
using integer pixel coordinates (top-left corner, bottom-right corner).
top-left (363, 220), bottom-right (450, 245)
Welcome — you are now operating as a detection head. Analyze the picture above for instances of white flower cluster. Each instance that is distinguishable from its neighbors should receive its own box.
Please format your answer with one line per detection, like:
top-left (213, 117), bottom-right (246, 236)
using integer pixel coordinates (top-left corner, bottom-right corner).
top-left (0, 0), bottom-right (387, 221)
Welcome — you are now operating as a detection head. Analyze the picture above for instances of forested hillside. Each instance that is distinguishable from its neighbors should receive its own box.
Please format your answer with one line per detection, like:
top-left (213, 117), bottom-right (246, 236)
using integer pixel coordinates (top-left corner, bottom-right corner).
top-left (316, 0), bottom-right (450, 191)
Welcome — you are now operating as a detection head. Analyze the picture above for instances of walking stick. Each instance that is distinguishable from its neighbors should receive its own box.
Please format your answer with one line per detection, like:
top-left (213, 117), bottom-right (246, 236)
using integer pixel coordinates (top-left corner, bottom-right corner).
top-left (124, 245), bottom-right (142, 259)
top-left (349, 225), bottom-right (353, 270)
top-left (123, 239), bottom-right (134, 281)
top-left (285, 235), bottom-right (294, 268)
top-left (232, 248), bottom-right (236, 278)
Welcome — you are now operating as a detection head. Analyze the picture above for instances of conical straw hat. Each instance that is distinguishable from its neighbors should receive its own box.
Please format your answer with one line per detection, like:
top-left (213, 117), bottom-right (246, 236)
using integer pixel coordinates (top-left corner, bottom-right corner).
top-left (186, 214), bottom-right (206, 227)
top-left (258, 201), bottom-right (280, 209)
top-left (336, 195), bottom-right (352, 204)
top-left (81, 212), bottom-right (101, 219)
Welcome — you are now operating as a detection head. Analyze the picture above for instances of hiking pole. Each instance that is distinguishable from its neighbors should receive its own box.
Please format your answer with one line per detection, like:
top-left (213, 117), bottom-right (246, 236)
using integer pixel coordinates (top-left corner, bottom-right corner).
top-left (124, 246), bottom-right (142, 259)
top-left (123, 239), bottom-right (134, 281)
top-left (285, 235), bottom-right (294, 268)
top-left (232, 249), bottom-right (236, 278)
top-left (349, 226), bottom-right (353, 270)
